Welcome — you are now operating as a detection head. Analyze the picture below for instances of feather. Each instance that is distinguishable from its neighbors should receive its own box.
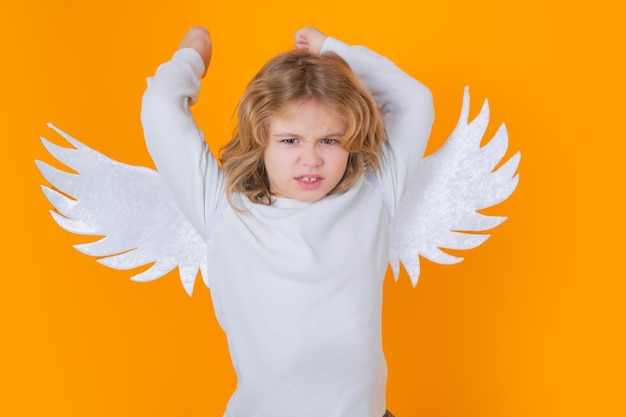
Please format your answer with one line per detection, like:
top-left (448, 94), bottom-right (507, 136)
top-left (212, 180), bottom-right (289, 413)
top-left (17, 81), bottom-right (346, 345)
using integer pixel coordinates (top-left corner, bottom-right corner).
top-left (36, 124), bottom-right (207, 296)
top-left (389, 87), bottom-right (520, 286)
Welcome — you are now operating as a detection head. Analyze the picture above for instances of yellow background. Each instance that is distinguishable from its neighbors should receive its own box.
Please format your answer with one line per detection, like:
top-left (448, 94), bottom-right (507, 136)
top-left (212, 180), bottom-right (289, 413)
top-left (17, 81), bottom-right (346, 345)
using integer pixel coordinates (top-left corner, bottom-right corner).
top-left (2, 0), bottom-right (624, 416)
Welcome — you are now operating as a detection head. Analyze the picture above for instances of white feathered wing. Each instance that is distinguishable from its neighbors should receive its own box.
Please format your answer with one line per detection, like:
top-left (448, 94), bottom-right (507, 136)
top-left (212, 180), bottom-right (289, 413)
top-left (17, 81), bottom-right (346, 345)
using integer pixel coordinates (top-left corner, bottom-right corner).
top-left (389, 87), bottom-right (521, 285)
top-left (36, 88), bottom-right (518, 294)
top-left (35, 123), bottom-right (207, 296)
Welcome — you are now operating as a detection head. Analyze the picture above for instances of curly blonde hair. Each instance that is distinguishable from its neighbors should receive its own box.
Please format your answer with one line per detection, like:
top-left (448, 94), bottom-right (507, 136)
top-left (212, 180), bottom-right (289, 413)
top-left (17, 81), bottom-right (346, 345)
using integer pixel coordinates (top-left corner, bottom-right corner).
top-left (220, 48), bottom-right (386, 206)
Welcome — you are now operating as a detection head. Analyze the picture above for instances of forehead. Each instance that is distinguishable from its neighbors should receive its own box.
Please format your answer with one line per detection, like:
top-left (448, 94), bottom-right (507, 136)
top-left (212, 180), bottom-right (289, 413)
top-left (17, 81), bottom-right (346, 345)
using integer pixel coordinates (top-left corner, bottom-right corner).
top-left (270, 100), bottom-right (345, 130)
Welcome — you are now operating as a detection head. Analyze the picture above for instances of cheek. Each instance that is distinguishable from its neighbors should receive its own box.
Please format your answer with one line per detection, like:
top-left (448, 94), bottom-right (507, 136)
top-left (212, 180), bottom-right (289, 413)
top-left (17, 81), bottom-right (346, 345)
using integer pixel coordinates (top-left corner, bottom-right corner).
top-left (263, 147), bottom-right (288, 180)
top-left (263, 145), bottom-right (278, 166)
top-left (262, 150), bottom-right (275, 178)
top-left (332, 150), bottom-right (351, 177)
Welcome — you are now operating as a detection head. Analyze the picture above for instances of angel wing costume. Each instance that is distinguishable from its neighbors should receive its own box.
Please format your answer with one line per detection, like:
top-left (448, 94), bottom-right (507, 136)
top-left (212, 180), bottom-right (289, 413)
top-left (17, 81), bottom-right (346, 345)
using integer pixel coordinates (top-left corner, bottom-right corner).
top-left (36, 37), bottom-right (519, 417)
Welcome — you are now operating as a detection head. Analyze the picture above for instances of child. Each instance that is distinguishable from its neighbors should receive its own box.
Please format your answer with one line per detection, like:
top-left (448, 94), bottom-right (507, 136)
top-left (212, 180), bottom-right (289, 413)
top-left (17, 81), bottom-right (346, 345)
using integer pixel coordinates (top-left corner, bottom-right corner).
top-left (141, 26), bottom-right (434, 417)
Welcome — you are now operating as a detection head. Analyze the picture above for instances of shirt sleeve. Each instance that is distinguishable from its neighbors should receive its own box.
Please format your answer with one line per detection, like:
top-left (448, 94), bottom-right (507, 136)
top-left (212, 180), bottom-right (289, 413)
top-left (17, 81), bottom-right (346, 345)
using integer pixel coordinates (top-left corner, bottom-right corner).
top-left (140, 48), bottom-right (225, 240)
top-left (321, 37), bottom-right (435, 214)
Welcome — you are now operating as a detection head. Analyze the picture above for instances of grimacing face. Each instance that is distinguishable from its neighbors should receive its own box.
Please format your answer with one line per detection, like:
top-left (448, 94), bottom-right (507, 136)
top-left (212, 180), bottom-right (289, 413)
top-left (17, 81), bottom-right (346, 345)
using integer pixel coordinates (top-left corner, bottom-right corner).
top-left (263, 100), bottom-right (349, 202)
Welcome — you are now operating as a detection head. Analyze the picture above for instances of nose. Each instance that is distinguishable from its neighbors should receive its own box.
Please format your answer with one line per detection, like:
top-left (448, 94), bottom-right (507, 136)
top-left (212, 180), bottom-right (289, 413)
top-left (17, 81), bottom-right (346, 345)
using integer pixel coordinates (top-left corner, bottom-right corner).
top-left (300, 143), bottom-right (322, 167)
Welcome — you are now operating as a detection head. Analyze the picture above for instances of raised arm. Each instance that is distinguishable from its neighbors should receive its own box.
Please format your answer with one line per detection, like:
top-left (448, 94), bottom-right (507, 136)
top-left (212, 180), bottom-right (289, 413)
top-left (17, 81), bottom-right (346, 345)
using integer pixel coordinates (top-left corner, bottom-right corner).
top-left (141, 27), bottom-right (225, 239)
top-left (295, 27), bottom-right (435, 211)
top-left (178, 27), bottom-right (213, 78)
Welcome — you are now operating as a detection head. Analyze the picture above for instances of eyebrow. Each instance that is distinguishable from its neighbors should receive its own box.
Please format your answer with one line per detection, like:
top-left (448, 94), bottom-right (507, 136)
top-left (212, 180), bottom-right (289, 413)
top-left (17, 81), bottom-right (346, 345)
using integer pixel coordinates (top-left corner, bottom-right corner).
top-left (271, 132), bottom-right (345, 139)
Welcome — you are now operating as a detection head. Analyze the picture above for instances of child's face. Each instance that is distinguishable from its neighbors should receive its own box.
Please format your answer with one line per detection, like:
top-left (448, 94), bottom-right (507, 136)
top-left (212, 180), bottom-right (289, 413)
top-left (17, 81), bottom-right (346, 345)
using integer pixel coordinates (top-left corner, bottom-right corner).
top-left (264, 100), bottom-right (349, 202)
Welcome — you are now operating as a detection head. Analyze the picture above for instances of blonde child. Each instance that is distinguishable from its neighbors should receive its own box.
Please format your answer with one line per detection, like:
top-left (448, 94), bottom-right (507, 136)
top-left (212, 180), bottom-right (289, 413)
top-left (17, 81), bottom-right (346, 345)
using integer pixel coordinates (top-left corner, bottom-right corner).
top-left (141, 26), bottom-right (434, 417)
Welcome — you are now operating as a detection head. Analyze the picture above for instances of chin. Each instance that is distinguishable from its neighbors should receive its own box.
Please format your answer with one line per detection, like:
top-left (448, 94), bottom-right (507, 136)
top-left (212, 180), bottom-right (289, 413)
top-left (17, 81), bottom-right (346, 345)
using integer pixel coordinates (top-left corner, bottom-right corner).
top-left (289, 190), bottom-right (328, 202)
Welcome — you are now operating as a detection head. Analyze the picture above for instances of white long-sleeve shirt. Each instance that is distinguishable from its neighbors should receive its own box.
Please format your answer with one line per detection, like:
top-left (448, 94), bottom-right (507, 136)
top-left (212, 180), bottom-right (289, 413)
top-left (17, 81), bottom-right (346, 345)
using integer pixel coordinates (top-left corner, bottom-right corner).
top-left (141, 37), bottom-right (433, 417)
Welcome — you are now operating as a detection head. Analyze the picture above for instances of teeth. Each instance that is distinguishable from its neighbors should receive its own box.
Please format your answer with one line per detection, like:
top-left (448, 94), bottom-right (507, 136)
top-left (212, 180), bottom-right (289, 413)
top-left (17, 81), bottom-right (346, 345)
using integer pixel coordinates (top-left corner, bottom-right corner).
top-left (298, 177), bottom-right (320, 183)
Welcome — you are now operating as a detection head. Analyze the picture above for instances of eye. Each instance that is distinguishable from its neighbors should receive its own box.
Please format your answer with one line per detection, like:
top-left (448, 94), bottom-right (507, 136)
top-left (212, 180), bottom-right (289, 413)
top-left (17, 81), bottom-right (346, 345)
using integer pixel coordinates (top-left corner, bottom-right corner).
top-left (281, 138), bottom-right (299, 144)
top-left (321, 138), bottom-right (339, 145)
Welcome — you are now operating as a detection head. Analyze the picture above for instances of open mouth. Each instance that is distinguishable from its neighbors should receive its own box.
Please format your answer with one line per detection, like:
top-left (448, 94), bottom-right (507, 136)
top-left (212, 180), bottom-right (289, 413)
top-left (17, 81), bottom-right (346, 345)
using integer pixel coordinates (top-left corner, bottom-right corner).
top-left (296, 176), bottom-right (322, 183)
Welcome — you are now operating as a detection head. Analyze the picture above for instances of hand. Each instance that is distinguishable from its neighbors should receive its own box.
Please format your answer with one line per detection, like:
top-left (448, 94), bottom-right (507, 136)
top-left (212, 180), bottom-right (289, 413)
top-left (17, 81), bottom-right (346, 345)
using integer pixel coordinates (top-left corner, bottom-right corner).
top-left (178, 26), bottom-right (212, 78)
top-left (294, 27), bottom-right (327, 55)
